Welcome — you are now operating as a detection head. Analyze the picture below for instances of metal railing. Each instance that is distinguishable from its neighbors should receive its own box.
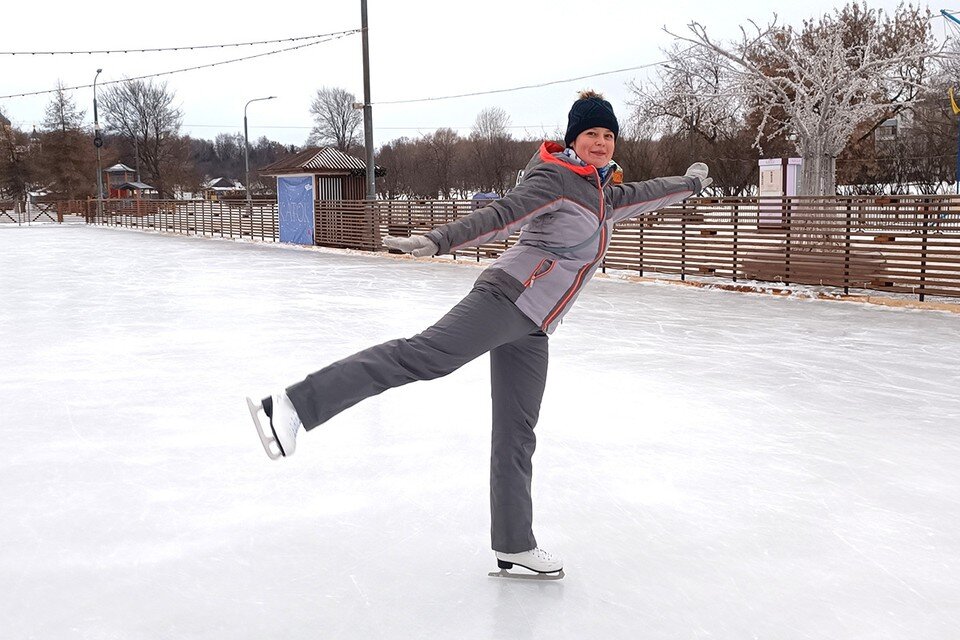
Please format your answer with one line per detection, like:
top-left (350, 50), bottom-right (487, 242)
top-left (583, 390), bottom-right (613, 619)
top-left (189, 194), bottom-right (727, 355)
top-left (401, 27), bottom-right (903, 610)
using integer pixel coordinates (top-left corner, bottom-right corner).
top-left (0, 199), bottom-right (63, 224)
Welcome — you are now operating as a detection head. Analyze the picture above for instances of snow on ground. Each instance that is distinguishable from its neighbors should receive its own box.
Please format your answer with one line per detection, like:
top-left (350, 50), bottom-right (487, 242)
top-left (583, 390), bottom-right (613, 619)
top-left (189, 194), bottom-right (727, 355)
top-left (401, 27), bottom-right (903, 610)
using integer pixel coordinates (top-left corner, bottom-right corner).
top-left (1, 225), bottom-right (959, 640)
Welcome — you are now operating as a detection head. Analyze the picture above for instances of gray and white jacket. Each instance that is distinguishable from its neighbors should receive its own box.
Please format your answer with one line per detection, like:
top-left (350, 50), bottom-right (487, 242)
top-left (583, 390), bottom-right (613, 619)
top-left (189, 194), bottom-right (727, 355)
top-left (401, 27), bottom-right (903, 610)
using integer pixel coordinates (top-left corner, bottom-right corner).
top-left (425, 141), bottom-right (702, 334)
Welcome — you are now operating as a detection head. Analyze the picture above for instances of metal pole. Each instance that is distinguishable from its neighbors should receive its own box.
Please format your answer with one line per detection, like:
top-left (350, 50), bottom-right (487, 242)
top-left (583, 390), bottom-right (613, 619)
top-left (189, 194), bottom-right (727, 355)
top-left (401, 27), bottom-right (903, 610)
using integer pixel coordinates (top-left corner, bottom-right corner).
top-left (243, 96), bottom-right (276, 218)
top-left (361, 0), bottom-right (375, 200)
top-left (134, 136), bottom-right (141, 183)
top-left (244, 110), bottom-right (250, 215)
top-left (93, 68), bottom-right (103, 220)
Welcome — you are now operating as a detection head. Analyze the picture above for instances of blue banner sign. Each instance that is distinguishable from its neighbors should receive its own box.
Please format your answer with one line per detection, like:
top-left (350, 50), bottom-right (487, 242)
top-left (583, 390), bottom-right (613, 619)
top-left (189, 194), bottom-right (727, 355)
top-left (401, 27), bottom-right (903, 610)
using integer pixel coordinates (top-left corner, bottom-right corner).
top-left (277, 175), bottom-right (315, 245)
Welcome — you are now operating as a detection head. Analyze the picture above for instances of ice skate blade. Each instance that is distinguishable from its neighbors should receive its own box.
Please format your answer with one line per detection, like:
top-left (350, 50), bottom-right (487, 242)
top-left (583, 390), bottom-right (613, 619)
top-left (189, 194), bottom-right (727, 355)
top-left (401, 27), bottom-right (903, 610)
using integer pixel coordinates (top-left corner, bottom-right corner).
top-left (488, 569), bottom-right (565, 581)
top-left (246, 396), bottom-right (282, 460)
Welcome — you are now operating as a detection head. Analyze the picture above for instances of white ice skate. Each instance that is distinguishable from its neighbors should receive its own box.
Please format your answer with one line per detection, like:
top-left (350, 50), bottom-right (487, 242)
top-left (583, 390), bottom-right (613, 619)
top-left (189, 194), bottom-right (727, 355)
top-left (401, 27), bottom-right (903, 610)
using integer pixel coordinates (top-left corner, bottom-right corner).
top-left (246, 393), bottom-right (303, 459)
top-left (489, 547), bottom-right (564, 580)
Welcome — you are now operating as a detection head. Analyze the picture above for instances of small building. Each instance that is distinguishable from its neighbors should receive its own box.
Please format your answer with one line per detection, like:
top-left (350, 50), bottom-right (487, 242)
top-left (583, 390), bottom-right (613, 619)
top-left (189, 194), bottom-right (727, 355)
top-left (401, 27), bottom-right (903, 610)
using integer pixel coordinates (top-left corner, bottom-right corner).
top-left (104, 164), bottom-right (137, 198)
top-left (258, 147), bottom-right (384, 200)
top-left (202, 177), bottom-right (246, 200)
top-left (758, 157), bottom-right (802, 226)
top-left (258, 147), bottom-right (385, 246)
top-left (114, 181), bottom-right (159, 200)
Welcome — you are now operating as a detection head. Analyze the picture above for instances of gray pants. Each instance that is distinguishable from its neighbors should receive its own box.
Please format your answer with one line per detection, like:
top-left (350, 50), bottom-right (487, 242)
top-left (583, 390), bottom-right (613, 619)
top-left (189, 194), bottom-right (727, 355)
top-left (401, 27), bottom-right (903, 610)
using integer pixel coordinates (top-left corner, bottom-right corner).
top-left (286, 281), bottom-right (548, 553)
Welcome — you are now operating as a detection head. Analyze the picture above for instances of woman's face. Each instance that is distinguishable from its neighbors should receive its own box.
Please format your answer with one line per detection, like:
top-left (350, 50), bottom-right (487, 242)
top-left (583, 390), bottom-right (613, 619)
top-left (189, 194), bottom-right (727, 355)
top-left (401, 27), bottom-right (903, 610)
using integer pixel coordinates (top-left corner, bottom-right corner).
top-left (572, 127), bottom-right (616, 168)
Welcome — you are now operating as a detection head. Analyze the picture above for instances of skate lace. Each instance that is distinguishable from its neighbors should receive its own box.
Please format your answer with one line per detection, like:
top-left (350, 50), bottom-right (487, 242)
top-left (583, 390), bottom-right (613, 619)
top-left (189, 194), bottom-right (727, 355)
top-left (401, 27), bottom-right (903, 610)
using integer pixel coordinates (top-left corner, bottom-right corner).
top-left (532, 547), bottom-right (555, 561)
top-left (277, 395), bottom-right (303, 435)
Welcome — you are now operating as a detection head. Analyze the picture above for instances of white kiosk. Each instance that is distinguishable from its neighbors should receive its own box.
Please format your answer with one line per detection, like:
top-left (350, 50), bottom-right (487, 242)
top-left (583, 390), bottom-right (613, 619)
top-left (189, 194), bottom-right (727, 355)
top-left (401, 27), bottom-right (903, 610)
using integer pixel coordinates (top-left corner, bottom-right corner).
top-left (758, 158), bottom-right (802, 227)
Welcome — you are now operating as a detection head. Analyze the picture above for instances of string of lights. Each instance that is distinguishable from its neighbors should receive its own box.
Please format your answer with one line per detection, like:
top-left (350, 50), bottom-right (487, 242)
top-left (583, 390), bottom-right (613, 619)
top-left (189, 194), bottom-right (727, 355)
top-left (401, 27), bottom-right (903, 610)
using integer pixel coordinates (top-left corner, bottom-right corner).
top-left (0, 30), bottom-right (359, 56)
top-left (0, 31), bottom-right (360, 101)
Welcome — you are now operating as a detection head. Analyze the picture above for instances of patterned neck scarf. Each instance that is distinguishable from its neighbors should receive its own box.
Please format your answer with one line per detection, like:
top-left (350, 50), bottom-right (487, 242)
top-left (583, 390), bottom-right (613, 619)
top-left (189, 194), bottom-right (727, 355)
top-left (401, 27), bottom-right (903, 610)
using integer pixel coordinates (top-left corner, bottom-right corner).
top-left (563, 147), bottom-right (614, 182)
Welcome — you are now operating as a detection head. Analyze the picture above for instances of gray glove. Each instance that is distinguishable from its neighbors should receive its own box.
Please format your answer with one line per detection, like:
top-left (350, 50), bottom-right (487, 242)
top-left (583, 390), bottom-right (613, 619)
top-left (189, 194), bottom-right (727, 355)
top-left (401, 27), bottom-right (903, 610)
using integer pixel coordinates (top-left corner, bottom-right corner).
top-left (685, 162), bottom-right (713, 190)
top-left (382, 235), bottom-right (439, 257)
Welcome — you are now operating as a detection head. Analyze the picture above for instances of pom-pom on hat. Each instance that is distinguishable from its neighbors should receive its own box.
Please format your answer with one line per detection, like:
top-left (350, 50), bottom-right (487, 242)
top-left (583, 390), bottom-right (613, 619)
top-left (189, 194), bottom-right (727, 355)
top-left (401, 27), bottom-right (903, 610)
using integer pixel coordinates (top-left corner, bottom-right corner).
top-left (564, 89), bottom-right (619, 147)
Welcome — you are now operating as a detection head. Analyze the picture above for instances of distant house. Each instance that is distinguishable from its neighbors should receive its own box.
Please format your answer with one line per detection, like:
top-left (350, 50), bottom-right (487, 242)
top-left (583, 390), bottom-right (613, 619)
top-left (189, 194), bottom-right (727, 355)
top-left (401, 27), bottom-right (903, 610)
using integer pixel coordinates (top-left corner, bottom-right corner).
top-left (201, 177), bottom-right (246, 200)
top-left (875, 118), bottom-right (898, 143)
top-left (258, 146), bottom-right (384, 201)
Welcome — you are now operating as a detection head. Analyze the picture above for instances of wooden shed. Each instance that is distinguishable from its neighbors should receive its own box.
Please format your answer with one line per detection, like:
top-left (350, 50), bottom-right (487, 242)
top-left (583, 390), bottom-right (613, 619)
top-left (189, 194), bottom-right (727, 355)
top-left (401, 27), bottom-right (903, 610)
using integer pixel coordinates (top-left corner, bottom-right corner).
top-left (258, 147), bottom-right (384, 201)
top-left (258, 147), bottom-right (384, 247)
top-left (114, 181), bottom-right (159, 200)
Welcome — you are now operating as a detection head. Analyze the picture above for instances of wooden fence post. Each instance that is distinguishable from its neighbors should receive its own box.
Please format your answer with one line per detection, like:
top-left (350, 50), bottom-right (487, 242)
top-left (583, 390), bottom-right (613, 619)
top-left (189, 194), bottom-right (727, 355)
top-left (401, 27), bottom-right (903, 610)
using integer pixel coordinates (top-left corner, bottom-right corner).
top-left (784, 197), bottom-right (792, 287)
top-left (638, 217), bottom-right (644, 277)
top-left (844, 201), bottom-right (851, 295)
top-left (920, 198), bottom-right (930, 302)
top-left (680, 204), bottom-right (687, 281)
top-left (732, 202), bottom-right (739, 282)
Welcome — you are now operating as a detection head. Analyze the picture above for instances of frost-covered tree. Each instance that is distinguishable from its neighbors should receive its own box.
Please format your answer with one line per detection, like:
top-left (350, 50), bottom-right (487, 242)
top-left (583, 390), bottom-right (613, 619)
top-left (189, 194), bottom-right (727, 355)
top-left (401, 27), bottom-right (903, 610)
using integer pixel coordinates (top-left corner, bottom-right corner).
top-left (665, 2), bottom-right (935, 196)
top-left (631, 43), bottom-right (744, 146)
top-left (629, 44), bottom-right (767, 195)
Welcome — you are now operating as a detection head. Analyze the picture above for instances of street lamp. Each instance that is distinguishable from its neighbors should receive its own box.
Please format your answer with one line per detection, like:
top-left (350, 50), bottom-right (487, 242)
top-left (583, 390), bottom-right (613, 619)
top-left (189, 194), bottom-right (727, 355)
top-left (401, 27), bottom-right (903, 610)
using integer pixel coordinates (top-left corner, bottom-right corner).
top-left (244, 96), bottom-right (276, 217)
top-left (93, 68), bottom-right (103, 219)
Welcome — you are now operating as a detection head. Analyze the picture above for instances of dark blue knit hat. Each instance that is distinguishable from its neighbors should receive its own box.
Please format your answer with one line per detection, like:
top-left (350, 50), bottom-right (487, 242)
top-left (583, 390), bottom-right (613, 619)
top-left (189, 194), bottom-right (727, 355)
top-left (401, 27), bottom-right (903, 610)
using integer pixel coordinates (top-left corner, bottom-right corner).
top-left (564, 91), bottom-right (619, 147)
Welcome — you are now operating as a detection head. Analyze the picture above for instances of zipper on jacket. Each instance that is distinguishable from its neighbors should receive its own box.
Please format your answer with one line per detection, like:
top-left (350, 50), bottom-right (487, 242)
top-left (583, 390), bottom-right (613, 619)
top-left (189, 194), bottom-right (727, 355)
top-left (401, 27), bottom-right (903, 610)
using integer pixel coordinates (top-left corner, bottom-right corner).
top-left (523, 258), bottom-right (556, 288)
top-left (541, 168), bottom-right (606, 330)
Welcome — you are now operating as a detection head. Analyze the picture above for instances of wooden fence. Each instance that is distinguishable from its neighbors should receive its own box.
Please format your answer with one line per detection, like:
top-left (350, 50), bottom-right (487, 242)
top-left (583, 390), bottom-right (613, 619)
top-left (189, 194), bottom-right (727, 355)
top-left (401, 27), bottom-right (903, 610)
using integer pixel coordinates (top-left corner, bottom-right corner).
top-left (60, 195), bottom-right (960, 301)
top-left (368, 196), bottom-right (960, 301)
top-left (83, 198), bottom-right (279, 241)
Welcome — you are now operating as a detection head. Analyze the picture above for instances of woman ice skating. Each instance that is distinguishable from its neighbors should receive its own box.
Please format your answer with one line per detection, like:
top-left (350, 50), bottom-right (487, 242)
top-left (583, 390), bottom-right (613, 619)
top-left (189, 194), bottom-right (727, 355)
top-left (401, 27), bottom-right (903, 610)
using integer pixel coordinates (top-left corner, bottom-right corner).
top-left (247, 89), bottom-right (712, 577)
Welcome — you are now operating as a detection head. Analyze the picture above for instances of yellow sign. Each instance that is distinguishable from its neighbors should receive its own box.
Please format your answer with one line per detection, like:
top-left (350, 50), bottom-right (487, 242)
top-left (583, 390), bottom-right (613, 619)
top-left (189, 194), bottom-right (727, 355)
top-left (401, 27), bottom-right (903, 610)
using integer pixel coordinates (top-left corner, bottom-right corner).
top-left (950, 87), bottom-right (960, 115)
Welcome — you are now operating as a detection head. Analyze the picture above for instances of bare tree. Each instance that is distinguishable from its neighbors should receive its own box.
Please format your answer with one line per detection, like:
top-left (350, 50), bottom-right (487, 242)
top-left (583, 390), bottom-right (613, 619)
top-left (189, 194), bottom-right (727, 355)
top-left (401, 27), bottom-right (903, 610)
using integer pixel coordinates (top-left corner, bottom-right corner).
top-left (667, 2), bottom-right (936, 196)
top-left (418, 128), bottom-right (461, 199)
top-left (213, 132), bottom-right (245, 180)
top-left (100, 78), bottom-right (184, 196)
top-left (377, 137), bottom-right (418, 198)
top-left (469, 107), bottom-right (519, 195)
top-left (0, 114), bottom-right (40, 207)
top-left (184, 134), bottom-right (294, 197)
top-left (308, 87), bottom-right (362, 152)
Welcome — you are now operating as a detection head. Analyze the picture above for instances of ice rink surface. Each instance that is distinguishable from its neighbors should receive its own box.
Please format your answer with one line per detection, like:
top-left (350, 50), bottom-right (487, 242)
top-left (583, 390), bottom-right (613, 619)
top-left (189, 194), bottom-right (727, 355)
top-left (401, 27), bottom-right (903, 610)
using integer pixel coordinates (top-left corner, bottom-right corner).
top-left (2, 225), bottom-right (959, 640)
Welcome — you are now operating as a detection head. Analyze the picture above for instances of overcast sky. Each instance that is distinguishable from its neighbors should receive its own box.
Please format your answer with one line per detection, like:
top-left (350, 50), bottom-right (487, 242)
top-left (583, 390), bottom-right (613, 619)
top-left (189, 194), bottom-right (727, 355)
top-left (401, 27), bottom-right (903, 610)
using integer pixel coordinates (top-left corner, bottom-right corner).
top-left (1, 1), bottom-right (952, 148)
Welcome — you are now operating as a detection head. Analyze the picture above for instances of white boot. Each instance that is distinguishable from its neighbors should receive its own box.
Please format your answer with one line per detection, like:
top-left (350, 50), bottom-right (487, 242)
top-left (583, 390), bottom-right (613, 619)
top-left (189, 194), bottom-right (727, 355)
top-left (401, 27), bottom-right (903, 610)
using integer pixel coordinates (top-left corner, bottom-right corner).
top-left (496, 547), bottom-right (563, 574)
top-left (267, 392), bottom-right (303, 457)
top-left (246, 392), bottom-right (303, 459)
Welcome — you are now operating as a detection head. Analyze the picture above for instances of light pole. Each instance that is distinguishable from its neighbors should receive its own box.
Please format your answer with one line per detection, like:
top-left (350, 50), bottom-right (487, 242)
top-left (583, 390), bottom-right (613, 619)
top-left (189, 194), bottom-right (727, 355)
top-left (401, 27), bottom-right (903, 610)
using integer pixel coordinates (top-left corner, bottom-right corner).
top-left (244, 96), bottom-right (276, 217)
top-left (93, 68), bottom-right (103, 219)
